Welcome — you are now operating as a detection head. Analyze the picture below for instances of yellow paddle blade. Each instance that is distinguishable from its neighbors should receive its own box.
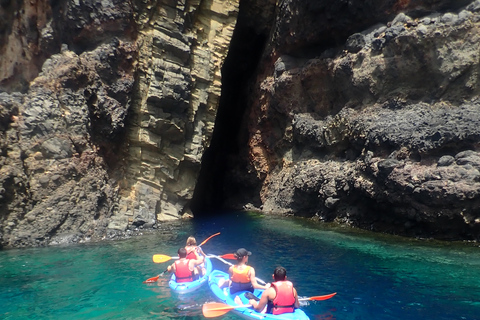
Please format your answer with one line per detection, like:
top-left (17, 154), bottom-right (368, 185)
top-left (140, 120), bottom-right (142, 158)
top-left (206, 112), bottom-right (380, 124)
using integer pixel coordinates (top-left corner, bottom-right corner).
top-left (152, 254), bottom-right (173, 263)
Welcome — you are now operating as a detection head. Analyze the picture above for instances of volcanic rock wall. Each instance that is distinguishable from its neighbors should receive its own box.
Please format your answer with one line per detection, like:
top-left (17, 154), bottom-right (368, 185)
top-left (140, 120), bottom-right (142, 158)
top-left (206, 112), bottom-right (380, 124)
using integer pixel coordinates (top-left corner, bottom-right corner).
top-left (214, 0), bottom-right (480, 240)
top-left (0, 0), bottom-right (139, 248)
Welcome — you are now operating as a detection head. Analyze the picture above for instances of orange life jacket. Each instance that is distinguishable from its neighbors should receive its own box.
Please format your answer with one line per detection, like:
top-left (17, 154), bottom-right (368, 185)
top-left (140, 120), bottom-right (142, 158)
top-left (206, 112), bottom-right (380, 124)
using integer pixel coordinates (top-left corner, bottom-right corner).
top-left (271, 281), bottom-right (295, 315)
top-left (231, 265), bottom-right (251, 284)
top-left (174, 259), bottom-right (193, 283)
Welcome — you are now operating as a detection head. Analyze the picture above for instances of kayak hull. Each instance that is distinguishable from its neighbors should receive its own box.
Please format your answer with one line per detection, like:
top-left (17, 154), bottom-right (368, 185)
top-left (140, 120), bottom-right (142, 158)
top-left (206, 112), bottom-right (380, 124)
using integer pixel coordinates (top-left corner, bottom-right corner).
top-left (168, 257), bottom-right (213, 294)
top-left (207, 269), bottom-right (310, 320)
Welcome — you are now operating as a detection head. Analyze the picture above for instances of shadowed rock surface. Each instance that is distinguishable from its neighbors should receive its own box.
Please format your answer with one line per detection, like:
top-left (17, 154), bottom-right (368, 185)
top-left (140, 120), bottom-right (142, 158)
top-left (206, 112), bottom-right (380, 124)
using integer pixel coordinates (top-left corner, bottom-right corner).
top-left (202, 0), bottom-right (480, 241)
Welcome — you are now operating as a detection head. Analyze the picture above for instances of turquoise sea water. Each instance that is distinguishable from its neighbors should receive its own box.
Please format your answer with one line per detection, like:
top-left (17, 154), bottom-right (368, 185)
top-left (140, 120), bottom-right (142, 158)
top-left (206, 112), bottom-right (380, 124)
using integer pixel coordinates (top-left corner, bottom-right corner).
top-left (1, 211), bottom-right (479, 320)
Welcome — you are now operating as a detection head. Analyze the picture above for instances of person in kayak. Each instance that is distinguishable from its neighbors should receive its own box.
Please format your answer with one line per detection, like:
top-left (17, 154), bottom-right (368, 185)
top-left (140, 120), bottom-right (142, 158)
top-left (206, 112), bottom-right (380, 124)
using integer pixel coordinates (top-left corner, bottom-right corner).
top-left (185, 236), bottom-right (203, 259)
top-left (218, 248), bottom-right (269, 294)
top-left (185, 236), bottom-right (207, 276)
top-left (244, 266), bottom-right (300, 315)
top-left (167, 248), bottom-right (204, 283)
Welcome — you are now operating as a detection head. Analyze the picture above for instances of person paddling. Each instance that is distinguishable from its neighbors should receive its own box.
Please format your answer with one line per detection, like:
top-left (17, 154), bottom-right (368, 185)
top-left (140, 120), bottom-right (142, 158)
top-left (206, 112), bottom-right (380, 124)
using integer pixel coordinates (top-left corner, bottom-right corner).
top-left (185, 236), bottom-right (207, 276)
top-left (218, 248), bottom-right (269, 294)
top-left (244, 266), bottom-right (300, 315)
top-left (167, 248), bottom-right (204, 283)
top-left (185, 236), bottom-right (203, 259)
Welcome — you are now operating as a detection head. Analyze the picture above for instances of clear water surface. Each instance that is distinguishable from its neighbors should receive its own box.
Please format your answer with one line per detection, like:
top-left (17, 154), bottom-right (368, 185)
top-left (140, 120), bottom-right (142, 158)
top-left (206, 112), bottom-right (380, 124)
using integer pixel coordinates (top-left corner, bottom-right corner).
top-left (1, 211), bottom-right (479, 320)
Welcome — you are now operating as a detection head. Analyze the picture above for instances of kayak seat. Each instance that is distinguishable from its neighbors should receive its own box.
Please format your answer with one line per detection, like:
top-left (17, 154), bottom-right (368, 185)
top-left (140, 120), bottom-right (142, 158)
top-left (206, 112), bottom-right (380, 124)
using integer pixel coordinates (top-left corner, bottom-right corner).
top-left (244, 292), bottom-right (260, 301)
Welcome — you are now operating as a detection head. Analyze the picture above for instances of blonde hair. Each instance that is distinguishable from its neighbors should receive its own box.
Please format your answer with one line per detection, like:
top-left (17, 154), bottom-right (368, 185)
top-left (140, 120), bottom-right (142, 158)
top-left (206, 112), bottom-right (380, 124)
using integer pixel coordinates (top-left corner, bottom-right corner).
top-left (186, 236), bottom-right (197, 246)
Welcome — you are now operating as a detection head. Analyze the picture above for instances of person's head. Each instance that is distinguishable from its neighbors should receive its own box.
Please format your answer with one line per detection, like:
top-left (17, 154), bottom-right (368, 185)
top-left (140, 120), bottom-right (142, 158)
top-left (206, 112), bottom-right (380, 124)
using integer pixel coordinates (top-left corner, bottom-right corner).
top-left (273, 266), bottom-right (287, 281)
top-left (234, 248), bottom-right (251, 262)
top-left (186, 236), bottom-right (197, 246)
top-left (178, 247), bottom-right (187, 258)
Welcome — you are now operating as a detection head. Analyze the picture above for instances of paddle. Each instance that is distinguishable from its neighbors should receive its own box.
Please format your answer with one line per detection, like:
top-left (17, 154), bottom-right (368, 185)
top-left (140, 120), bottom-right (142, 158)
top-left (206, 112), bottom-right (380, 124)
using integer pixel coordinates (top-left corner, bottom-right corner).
top-left (202, 302), bottom-right (252, 318)
top-left (300, 292), bottom-right (337, 301)
top-left (217, 253), bottom-right (235, 260)
top-left (202, 293), bottom-right (337, 317)
top-left (143, 269), bottom-right (168, 283)
top-left (145, 233), bottom-right (220, 283)
top-left (198, 232), bottom-right (221, 246)
top-left (152, 254), bottom-right (179, 263)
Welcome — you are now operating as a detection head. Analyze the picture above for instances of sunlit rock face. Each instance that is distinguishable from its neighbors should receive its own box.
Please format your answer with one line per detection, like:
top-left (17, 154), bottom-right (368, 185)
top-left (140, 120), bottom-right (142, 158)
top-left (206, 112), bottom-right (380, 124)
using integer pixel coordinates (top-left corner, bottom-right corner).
top-left (218, 0), bottom-right (480, 240)
top-left (112, 0), bottom-right (239, 229)
top-left (0, 0), bottom-right (239, 248)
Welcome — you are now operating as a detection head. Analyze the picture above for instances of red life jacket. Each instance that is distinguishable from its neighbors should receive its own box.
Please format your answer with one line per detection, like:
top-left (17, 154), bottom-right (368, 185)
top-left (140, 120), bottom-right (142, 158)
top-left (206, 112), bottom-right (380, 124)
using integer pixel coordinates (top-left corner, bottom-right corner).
top-left (174, 259), bottom-right (193, 283)
top-left (271, 281), bottom-right (296, 315)
top-left (185, 247), bottom-right (197, 260)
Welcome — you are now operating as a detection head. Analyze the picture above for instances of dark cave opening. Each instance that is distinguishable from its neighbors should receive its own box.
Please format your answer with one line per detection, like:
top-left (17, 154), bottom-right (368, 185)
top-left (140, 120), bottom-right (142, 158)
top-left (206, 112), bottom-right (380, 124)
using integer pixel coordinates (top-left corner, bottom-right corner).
top-left (190, 5), bottom-right (270, 217)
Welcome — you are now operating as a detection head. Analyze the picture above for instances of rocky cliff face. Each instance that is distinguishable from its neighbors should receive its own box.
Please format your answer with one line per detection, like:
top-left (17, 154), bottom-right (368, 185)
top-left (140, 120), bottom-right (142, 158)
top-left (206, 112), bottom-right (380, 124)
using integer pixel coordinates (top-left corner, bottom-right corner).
top-left (208, 0), bottom-right (480, 241)
top-left (0, 0), bottom-right (139, 247)
top-left (0, 0), bottom-right (239, 248)
top-left (1, 0), bottom-right (480, 248)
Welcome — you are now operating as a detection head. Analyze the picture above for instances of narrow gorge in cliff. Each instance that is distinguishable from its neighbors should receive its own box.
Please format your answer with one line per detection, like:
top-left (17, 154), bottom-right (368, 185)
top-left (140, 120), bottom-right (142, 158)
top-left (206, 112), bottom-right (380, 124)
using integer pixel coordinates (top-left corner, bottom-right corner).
top-left (1, 0), bottom-right (480, 248)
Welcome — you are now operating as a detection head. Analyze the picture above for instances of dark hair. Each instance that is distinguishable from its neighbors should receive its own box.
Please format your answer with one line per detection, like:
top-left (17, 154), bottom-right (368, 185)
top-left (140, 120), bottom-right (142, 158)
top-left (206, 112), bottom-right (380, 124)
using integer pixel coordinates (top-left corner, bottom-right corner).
top-left (178, 247), bottom-right (187, 258)
top-left (273, 266), bottom-right (287, 281)
top-left (234, 248), bottom-right (251, 261)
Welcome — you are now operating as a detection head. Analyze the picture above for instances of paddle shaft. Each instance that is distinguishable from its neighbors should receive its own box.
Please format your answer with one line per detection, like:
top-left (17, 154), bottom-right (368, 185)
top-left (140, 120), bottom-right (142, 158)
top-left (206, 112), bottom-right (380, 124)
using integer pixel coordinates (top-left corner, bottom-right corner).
top-left (299, 292), bottom-right (337, 301)
top-left (198, 232), bottom-right (220, 246)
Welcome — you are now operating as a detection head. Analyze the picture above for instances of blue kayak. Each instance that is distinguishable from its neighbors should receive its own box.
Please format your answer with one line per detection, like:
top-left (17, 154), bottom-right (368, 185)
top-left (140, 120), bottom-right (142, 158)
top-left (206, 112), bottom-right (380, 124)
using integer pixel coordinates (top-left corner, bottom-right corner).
top-left (169, 256), bottom-right (213, 294)
top-left (208, 269), bottom-right (310, 320)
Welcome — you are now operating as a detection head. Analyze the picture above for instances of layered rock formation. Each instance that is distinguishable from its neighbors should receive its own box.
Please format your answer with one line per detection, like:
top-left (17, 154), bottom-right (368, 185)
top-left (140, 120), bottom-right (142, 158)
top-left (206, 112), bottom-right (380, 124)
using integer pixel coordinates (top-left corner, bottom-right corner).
top-left (117, 0), bottom-right (239, 230)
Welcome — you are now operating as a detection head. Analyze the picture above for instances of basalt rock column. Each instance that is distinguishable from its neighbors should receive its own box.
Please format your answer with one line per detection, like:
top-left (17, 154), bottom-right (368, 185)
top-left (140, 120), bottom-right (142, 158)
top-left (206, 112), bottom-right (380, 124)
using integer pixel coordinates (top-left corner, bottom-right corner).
top-left (113, 0), bottom-right (239, 229)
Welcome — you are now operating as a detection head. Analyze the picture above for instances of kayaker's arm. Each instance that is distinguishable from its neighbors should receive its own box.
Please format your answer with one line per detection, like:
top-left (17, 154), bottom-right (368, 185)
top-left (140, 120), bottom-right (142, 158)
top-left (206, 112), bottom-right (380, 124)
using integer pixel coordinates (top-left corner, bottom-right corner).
top-left (293, 287), bottom-right (300, 308)
top-left (167, 263), bottom-right (176, 273)
top-left (249, 287), bottom-right (273, 312)
top-left (197, 246), bottom-right (206, 257)
top-left (217, 266), bottom-right (234, 289)
top-left (250, 267), bottom-right (269, 290)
